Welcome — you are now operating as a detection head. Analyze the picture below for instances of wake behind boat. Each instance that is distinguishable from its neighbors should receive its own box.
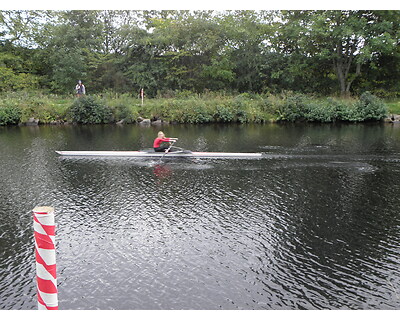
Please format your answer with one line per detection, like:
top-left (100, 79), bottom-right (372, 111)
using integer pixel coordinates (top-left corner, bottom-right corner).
top-left (55, 149), bottom-right (263, 159)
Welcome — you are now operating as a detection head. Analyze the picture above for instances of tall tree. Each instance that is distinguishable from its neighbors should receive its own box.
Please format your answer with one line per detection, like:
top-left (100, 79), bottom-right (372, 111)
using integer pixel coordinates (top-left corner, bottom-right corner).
top-left (1, 10), bottom-right (400, 96)
top-left (219, 10), bottom-right (276, 93)
top-left (0, 11), bottom-right (53, 91)
top-left (0, 10), bottom-right (49, 47)
top-left (276, 10), bottom-right (400, 97)
top-left (37, 10), bottom-right (105, 93)
top-left (137, 10), bottom-right (230, 93)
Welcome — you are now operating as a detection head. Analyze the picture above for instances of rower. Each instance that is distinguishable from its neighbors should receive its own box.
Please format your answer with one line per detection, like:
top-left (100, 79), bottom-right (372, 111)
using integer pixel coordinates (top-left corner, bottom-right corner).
top-left (153, 131), bottom-right (178, 152)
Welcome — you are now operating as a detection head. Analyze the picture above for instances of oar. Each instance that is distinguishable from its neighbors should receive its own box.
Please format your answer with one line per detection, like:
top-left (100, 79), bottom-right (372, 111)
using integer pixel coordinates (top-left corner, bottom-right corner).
top-left (159, 140), bottom-right (176, 162)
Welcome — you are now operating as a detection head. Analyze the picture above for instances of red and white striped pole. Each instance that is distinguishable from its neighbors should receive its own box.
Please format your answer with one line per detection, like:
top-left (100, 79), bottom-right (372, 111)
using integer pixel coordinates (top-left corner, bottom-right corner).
top-left (32, 206), bottom-right (58, 310)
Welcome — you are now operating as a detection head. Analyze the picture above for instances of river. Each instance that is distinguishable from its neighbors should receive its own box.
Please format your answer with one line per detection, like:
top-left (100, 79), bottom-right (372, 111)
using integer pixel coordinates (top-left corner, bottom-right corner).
top-left (0, 123), bottom-right (400, 309)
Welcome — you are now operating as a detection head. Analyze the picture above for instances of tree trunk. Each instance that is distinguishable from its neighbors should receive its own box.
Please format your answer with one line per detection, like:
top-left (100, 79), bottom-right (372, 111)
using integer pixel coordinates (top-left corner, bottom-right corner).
top-left (333, 56), bottom-right (349, 97)
top-left (333, 41), bottom-right (361, 97)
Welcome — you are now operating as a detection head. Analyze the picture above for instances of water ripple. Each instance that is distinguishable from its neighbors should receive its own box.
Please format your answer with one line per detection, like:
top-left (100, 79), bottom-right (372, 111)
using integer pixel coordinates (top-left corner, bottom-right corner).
top-left (1, 125), bottom-right (400, 309)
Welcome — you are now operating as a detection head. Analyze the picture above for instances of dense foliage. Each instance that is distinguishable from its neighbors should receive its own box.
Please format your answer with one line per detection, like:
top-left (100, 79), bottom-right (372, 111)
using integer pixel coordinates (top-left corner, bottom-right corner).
top-left (0, 92), bottom-right (389, 126)
top-left (67, 96), bottom-right (113, 124)
top-left (275, 92), bottom-right (388, 122)
top-left (1, 10), bottom-right (400, 98)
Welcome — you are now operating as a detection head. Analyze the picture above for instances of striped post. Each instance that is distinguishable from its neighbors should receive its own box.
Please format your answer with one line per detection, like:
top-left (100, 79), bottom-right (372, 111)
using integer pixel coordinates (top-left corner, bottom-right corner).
top-left (32, 206), bottom-right (58, 310)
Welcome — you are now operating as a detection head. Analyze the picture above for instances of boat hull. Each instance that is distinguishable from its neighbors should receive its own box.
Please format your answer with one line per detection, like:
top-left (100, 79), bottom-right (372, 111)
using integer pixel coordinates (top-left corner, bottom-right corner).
top-left (56, 150), bottom-right (262, 158)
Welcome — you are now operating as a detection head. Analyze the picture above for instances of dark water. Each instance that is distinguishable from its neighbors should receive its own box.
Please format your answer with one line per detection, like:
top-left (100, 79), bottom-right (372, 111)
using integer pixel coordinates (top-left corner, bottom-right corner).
top-left (1, 123), bottom-right (400, 310)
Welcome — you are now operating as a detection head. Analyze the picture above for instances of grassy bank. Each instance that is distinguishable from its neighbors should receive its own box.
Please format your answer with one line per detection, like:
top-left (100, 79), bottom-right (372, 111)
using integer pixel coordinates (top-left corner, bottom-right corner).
top-left (0, 92), bottom-right (70, 125)
top-left (0, 91), bottom-right (391, 126)
top-left (385, 100), bottom-right (400, 115)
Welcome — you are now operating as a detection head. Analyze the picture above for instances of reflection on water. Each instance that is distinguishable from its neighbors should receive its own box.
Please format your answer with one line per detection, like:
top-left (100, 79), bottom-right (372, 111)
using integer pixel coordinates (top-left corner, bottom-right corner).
top-left (153, 164), bottom-right (172, 181)
top-left (1, 123), bottom-right (400, 309)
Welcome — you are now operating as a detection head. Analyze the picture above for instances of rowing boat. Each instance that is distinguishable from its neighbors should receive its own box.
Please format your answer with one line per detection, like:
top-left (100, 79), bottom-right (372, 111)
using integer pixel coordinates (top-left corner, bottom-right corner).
top-left (55, 150), bottom-right (263, 158)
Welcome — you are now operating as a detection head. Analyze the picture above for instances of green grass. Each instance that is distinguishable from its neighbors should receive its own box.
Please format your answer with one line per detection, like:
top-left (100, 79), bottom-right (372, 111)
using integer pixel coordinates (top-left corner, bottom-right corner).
top-left (385, 100), bottom-right (400, 114)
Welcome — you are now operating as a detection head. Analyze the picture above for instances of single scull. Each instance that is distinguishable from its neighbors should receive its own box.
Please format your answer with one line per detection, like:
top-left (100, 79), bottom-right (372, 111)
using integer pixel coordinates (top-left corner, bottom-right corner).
top-left (56, 150), bottom-right (263, 159)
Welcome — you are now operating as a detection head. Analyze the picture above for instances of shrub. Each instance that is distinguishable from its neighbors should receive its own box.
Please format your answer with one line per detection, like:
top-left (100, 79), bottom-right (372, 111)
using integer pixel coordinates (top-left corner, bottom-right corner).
top-left (67, 96), bottom-right (113, 124)
top-left (180, 102), bottom-right (213, 124)
top-left (304, 102), bottom-right (335, 123)
top-left (353, 91), bottom-right (387, 121)
top-left (111, 103), bottom-right (138, 123)
top-left (0, 106), bottom-right (21, 125)
top-left (276, 94), bottom-right (309, 122)
top-left (273, 92), bottom-right (386, 123)
top-left (235, 109), bottom-right (248, 123)
top-left (214, 104), bottom-right (235, 122)
top-left (0, 90), bottom-right (388, 126)
top-left (232, 96), bottom-right (251, 123)
top-left (175, 90), bottom-right (197, 99)
top-left (0, 67), bottom-right (40, 92)
top-left (325, 98), bottom-right (350, 121)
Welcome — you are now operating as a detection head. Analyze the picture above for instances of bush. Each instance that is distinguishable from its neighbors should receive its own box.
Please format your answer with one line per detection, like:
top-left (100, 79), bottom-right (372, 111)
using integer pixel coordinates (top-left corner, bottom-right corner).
top-left (67, 96), bottom-right (113, 124)
top-left (175, 90), bottom-right (197, 99)
top-left (304, 102), bottom-right (335, 122)
top-left (111, 103), bottom-right (138, 123)
top-left (274, 92), bottom-right (387, 123)
top-left (0, 67), bottom-right (40, 92)
top-left (179, 101), bottom-right (214, 124)
top-left (353, 91), bottom-right (387, 121)
top-left (0, 106), bottom-right (21, 125)
top-left (276, 94), bottom-right (309, 122)
top-left (0, 90), bottom-right (388, 126)
top-left (326, 98), bottom-right (351, 121)
top-left (214, 104), bottom-right (235, 122)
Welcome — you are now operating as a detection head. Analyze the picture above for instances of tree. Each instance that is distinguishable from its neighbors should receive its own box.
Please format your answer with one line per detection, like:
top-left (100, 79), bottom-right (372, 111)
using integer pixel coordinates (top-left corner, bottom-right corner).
top-left (0, 10), bottom-right (48, 47)
top-left (142, 10), bottom-right (229, 93)
top-left (218, 11), bottom-right (276, 93)
top-left (276, 10), bottom-right (400, 97)
top-left (36, 11), bottom-right (104, 93)
top-left (1, 10), bottom-right (400, 96)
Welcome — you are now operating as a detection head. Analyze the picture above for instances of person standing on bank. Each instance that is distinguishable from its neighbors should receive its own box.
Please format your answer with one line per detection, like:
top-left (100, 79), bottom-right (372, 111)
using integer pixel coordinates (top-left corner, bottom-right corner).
top-left (75, 80), bottom-right (86, 97)
top-left (153, 131), bottom-right (178, 152)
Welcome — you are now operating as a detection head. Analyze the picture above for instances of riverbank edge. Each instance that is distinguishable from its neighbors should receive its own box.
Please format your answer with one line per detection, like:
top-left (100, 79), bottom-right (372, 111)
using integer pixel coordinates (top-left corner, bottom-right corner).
top-left (10, 114), bottom-right (400, 127)
top-left (0, 91), bottom-right (396, 126)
